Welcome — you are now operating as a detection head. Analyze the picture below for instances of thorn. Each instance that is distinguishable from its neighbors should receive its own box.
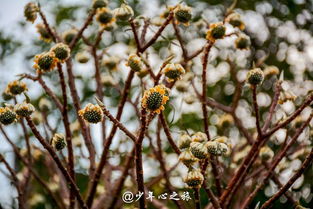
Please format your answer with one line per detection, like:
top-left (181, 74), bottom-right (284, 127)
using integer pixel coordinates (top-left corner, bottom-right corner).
top-left (279, 70), bottom-right (284, 81)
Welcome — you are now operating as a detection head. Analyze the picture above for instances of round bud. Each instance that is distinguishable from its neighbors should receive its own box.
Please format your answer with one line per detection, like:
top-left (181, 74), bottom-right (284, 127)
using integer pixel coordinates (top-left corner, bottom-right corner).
top-left (178, 134), bottom-right (192, 149)
top-left (174, 4), bottom-right (192, 25)
top-left (226, 13), bottom-right (245, 31)
top-left (0, 107), bottom-right (16, 125)
top-left (36, 24), bottom-right (53, 43)
top-left (24, 2), bottom-right (38, 23)
top-left (175, 80), bottom-right (188, 92)
top-left (39, 98), bottom-right (52, 112)
top-left (259, 146), bottom-right (274, 161)
top-left (51, 133), bottom-right (67, 151)
top-left (33, 52), bottom-right (57, 72)
top-left (137, 69), bottom-right (149, 78)
top-left (190, 142), bottom-right (208, 159)
top-left (179, 150), bottom-right (198, 167)
top-left (75, 51), bottom-right (90, 63)
top-left (141, 85), bottom-right (170, 114)
top-left (206, 22), bottom-right (226, 42)
top-left (14, 102), bottom-right (35, 117)
top-left (50, 43), bottom-right (71, 63)
top-left (206, 141), bottom-right (228, 156)
top-left (101, 74), bottom-right (117, 86)
top-left (184, 169), bottom-right (204, 188)
top-left (162, 63), bottom-right (185, 82)
top-left (217, 114), bottom-right (234, 128)
top-left (2, 90), bottom-right (13, 101)
top-left (191, 132), bottom-right (207, 143)
top-left (114, 4), bottom-right (134, 21)
top-left (62, 29), bottom-right (78, 45)
top-left (246, 68), bottom-right (264, 85)
top-left (92, 0), bottom-right (108, 9)
top-left (126, 54), bottom-right (143, 72)
top-left (96, 8), bottom-right (115, 28)
top-left (184, 95), bottom-right (196, 104)
top-left (102, 56), bottom-right (119, 71)
top-left (79, 103), bottom-right (104, 124)
top-left (235, 34), bottom-right (250, 50)
top-left (7, 80), bottom-right (28, 95)
top-left (31, 112), bottom-right (43, 125)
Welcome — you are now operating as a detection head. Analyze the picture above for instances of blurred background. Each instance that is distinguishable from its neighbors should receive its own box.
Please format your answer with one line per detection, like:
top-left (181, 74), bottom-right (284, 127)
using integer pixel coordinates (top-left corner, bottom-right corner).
top-left (1, 0), bottom-right (313, 208)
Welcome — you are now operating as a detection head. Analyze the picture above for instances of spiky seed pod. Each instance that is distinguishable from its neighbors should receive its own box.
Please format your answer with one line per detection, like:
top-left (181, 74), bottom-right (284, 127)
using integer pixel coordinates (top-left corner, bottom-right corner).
top-left (126, 54), bottom-right (144, 72)
top-left (36, 24), bottom-right (53, 43)
top-left (246, 68), bottom-right (264, 85)
top-left (2, 90), bottom-right (13, 101)
top-left (24, 2), bottom-right (38, 23)
top-left (51, 133), bottom-right (67, 151)
top-left (101, 75), bottom-right (117, 86)
top-left (226, 13), bottom-right (245, 30)
top-left (102, 56), bottom-right (119, 71)
top-left (114, 3), bottom-right (134, 21)
top-left (162, 63), bottom-right (186, 82)
top-left (206, 141), bottom-right (229, 156)
top-left (179, 150), bottom-right (198, 167)
top-left (178, 134), bottom-right (192, 149)
top-left (259, 146), bottom-right (274, 161)
top-left (79, 103), bottom-right (104, 124)
top-left (39, 98), bottom-right (52, 112)
top-left (96, 8), bottom-right (115, 28)
top-left (184, 169), bottom-right (204, 188)
top-left (50, 43), bottom-right (70, 63)
top-left (62, 29), bottom-right (78, 45)
top-left (264, 66), bottom-right (280, 77)
top-left (141, 85), bottom-right (170, 114)
top-left (0, 107), bottom-right (16, 125)
top-left (75, 51), bottom-right (90, 63)
top-left (7, 80), bottom-right (28, 95)
top-left (14, 102), bottom-right (35, 117)
top-left (235, 34), bottom-right (250, 50)
top-left (278, 90), bottom-right (297, 105)
top-left (175, 80), bottom-right (188, 92)
top-left (174, 4), bottom-right (192, 25)
top-left (191, 132), bottom-right (207, 143)
top-left (33, 52), bottom-right (58, 72)
top-left (190, 142), bottom-right (208, 159)
top-left (206, 22), bottom-right (226, 42)
top-left (92, 0), bottom-right (108, 9)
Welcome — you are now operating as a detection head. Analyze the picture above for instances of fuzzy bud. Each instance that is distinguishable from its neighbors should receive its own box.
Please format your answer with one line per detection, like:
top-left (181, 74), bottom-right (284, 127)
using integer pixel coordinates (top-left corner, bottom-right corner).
top-left (52, 133), bottom-right (67, 151)
top-left (14, 102), bottom-right (35, 117)
top-left (75, 51), bottom-right (90, 63)
top-left (114, 4), bottom-right (134, 21)
top-left (184, 169), bottom-right (204, 188)
top-left (162, 63), bottom-right (185, 82)
top-left (7, 80), bottom-right (28, 95)
top-left (191, 132), bottom-right (207, 143)
top-left (24, 2), bottom-right (38, 23)
top-left (246, 68), bottom-right (264, 85)
top-left (79, 103), bottom-right (104, 124)
top-left (50, 43), bottom-right (71, 63)
top-left (96, 8), bottom-right (115, 28)
top-left (126, 54), bottom-right (144, 72)
top-left (62, 29), bottom-right (78, 45)
top-left (92, 0), bottom-right (108, 9)
top-left (259, 146), bottom-right (274, 161)
top-left (179, 150), bottom-right (198, 167)
top-left (174, 4), bottom-right (192, 25)
top-left (141, 85), bottom-right (170, 114)
top-left (206, 141), bottom-right (228, 156)
top-left (39, 98), bottom-right (52, 112)
top-left (235, 34), bottom-right (250, 50)
top-left (190, 142), bottom-right (208, 159)
top-left (178, 134), bottom-right (192, 149)
top-left (206, 22), bottom-right (226, 42)
top-left (36, 24), bottom-right (53, 43)
top-left (0, 107), bottom-right (17, 125)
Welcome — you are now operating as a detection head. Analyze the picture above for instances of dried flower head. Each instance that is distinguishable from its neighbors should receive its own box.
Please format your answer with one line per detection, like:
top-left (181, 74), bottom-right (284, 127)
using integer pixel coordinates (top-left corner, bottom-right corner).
top-left (126, 54), bottom-right (144, 72)
top-left (174, 4), bottom-right (192, 25)
top-left (191, 132), bottom-right (207, 143)
top-left (96, 7), bottom-right (115, 28)
top-left (79, 103), bottom-right (104, 124)
top-left (179, 150), bottom-right (198, 167)
top-left (33, 52), bottom-right (58, 72)
top-left (114, 3), bottom-right (134, 21)
top-left (141, 85), bottom-right (170, 114)
top-left (24, 2), bottom-right (38, 23)
top-left (246, 68), bottom-right (264, 85)
top-left (51, 133), bottom-right (67, 151)
top-left (190, 142), bottom-right (208, 159)
top-left (62, 29), bottom-right (78, 45)
top-left (226, 13), bottom-right (245, 30)
top-left (0, 107), bottom-right (17, 125)
top-left (184, 169), bottom-right (204, 188)
top-left (14, 102), bottom-right (35, 117)
top-left (206, 22), bottom-right (226, 42)
top-left (259, 146), bottom-right (274, 161)
top-left (7, 80), bottom-right (28, 95)
top-left (50, 43), bottom-right (71, 63)
top-left (92, 0), bottom-right (108, 9)
top-left (36, 24), bottom-right (53, 43)
top-left (264, 66), bottom-right (280, 77)
top-left (162, 63), bottom-right (185, 82)
top-left (235, 34), bottom-right (250, 50)
top-left (178, 134), bottom-right (192, 149)
top-left (75, 51), bottom-right (90, 63)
